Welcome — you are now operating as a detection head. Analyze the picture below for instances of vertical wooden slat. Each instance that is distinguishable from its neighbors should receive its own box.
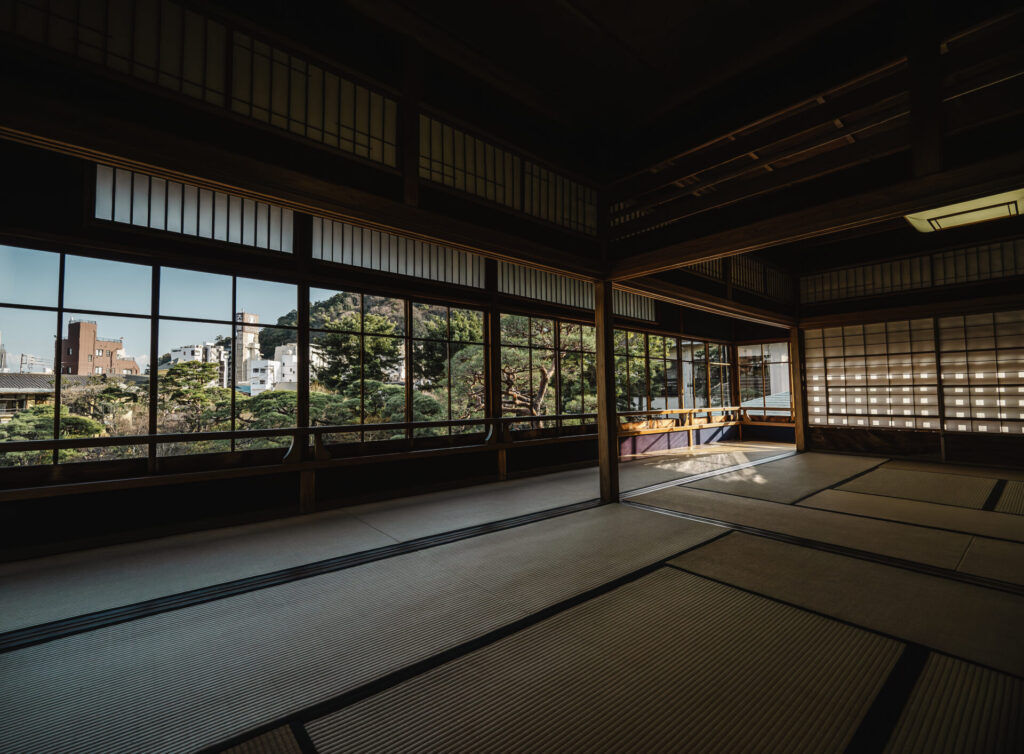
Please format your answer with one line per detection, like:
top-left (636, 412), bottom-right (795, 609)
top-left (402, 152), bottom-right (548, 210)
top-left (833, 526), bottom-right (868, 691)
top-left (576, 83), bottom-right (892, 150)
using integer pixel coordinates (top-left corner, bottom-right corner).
top-left (790, 327), bottom-right (807, 451)
top-left (596, 280), bottom-right (619, 502)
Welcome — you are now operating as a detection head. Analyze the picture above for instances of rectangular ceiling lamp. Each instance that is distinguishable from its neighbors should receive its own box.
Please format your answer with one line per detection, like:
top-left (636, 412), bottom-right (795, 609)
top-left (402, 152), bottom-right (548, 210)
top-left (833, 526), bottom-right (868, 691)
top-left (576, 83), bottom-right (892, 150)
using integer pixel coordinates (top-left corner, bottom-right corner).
top-left (904, 189), bottom-right (1022, 232)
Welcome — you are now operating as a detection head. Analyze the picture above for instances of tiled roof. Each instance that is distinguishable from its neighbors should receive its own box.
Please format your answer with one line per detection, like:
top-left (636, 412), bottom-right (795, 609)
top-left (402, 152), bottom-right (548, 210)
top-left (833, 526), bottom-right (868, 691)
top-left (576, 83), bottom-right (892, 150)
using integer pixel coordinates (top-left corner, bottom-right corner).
top-left (0, 373), bottom-right (146, 393)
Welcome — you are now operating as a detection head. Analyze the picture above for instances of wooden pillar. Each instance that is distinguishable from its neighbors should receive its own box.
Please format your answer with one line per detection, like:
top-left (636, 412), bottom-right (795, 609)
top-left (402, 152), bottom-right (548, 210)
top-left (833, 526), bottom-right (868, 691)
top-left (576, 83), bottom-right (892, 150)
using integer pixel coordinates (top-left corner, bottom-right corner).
top-left (485, 259), bottom-right (507, 478)
top-left (789, 326), bottom-right (807, 451)
top-left (596, 280), bottom-right (620, 502)
top-left (295, 213), bottom-right (315, 511)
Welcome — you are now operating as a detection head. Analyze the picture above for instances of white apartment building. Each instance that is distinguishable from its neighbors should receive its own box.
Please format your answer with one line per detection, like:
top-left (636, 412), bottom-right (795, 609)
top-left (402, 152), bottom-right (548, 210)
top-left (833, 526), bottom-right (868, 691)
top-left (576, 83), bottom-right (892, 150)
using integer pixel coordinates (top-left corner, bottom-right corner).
top-left (168, 343), bottom-right (231, 387)
top-left (246, 359), bottom-right (281, 396)
top-left (242, 344), bottom-right (324, 396)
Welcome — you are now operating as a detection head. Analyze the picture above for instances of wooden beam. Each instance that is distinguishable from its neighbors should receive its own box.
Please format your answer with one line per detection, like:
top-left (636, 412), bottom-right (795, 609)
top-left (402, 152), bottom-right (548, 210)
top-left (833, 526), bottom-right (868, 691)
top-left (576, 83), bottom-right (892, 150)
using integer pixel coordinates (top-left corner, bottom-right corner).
top-left (0, 62), bottom-right (601, 281)
top-left (345, 0), bottom-right (572, 127)
top-left (611, 124), bottom-right (910, 240)
top-left (612, 62), bottom-right (907, 202)
top-left (610, 148), bottom-right (1024, 280)
top-left (799, 292), bottom-right (1024, 329)
top-left (401, 39), bottom-right (422, 207)
top-left (907, 0), bottom-right (944, 176)
top-left (595, 280), bottom-right (620, 503)
top-left (789, 327), bottom-right (807, 452)
top-left (614, 278), bottom-right (795, 328)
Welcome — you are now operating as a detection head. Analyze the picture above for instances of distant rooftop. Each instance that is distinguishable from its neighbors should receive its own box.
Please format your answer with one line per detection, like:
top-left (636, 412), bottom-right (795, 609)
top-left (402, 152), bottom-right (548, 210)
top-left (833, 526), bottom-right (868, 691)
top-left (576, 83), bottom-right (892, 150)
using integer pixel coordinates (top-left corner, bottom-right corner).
top-left (0, 373), bottom-right (146, 393)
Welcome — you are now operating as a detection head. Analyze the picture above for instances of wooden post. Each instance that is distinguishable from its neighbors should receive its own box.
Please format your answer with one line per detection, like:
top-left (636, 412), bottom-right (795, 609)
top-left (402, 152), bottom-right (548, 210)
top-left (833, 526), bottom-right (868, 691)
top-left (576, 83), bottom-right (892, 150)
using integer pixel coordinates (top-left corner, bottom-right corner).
top-left (596, 280), bottom-right (620, 502)
top-left (485, 259), bottom-right (506, 479)
top-left (789, 326), bottom-right (807, 451)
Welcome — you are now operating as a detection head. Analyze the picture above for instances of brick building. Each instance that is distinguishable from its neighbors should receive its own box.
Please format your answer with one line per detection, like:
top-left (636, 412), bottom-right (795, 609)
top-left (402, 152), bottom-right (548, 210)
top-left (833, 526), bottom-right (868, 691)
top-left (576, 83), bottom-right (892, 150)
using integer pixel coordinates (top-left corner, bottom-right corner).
top-left (60, 320), bottom-right (140, 376)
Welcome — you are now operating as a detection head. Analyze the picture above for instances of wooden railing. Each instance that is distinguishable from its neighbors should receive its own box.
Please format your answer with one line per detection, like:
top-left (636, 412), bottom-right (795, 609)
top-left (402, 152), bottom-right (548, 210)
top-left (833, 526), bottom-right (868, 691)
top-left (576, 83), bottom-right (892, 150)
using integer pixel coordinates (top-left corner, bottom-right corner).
top-left (616, 405), bottom-right (795, 440)
top-left (616, 407), bottom-right (742, 437)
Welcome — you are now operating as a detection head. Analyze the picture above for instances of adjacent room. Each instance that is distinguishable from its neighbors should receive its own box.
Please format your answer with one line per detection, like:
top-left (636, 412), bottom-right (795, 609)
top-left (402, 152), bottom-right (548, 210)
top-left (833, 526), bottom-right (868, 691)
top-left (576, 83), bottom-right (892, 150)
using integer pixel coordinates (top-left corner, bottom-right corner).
top-left (1, 1), bottom-right (1022, 752)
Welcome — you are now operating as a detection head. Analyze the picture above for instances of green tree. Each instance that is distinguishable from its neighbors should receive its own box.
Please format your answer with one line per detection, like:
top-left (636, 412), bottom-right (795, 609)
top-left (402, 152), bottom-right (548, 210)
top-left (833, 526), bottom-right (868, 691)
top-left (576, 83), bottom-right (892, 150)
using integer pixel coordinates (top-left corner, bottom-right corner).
top-left (158, 361), bottom-right (230, 433)
top-left (499, 315), bottom-right (556, 420)
top-left (0, 405), bottom-right (104, 467)
top-left (61, 376), bottom-right (148, 436)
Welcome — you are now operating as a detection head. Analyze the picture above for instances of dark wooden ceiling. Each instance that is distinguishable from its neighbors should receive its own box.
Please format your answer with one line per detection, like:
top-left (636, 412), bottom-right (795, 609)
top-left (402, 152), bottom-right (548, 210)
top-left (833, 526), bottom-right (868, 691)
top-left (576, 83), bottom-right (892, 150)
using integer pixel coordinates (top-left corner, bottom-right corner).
top-left (352, 0), bottom-right (880, 128)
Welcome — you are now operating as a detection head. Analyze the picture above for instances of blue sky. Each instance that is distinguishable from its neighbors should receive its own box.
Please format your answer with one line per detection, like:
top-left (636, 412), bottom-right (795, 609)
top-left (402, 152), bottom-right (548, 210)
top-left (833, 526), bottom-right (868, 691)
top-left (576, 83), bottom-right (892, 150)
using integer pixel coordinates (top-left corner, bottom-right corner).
top-left (0, 244), bottom-right (300, 372)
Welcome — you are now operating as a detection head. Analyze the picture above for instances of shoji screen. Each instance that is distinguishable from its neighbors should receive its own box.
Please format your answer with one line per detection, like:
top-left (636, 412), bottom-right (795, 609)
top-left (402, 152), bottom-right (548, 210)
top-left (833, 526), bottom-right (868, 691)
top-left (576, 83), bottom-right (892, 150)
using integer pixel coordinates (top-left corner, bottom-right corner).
top-left (938, 310), bottom-right (1024, 434)
top-left (803, 319), bottom-right (938, 429)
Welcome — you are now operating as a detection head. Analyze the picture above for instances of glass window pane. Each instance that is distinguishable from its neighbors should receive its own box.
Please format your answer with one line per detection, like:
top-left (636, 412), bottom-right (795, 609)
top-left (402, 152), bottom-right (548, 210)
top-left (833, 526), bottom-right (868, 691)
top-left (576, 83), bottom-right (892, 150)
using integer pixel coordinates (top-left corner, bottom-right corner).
top-left (765, 341), bottom-right (790, 363)
top-left (0, 245), bottom-right (60, 307)
top-left (362, 333), bottom-right (404, 427)
top-left (1, 306), bottom-right (56, 378)
top-left (449, 343), bottom-right (485, 432)
top-left (530, 318), bottom-right (554, 348)
top-left (559, 350), bottom-right (583, 414)
top-left (500, 345), bottom-right (531, 415)
top-left (236, 277), bottom-right (297, 327)
top-left (157, 320), bottom-right (231, 436)
top-left (559, 321), bottom-right (581, 351)
top-left (364, 295), bottom-right (404, 333)
top-left (450, 308), bottom-right (484, 344)
top-left (412, 303), bottom-right (447, 340)
top-left (532, 348), bottom-right (556, 416)
top-left (310, 327), bottom-right (362, 429)
top-left (0, 308), bottom-right (57, 460)
top-left (613, 329), bottom-right (627, 355)
top-left (64, 255), bottom-right (151, 315)
top-left (412, 337), bottom-right (448, 429)
top-left (580, 325), bottom-right (596, 353)
top-left (59, 313), bottom-right (150, 461)
top-left (160, 267), bottom-right (232, 321)
top-left (627, 330), bottom-right (645, 357)
top-left (310, 288), bottom-right (361, 331)
top-left (500, 314), bottom-right (529, 346)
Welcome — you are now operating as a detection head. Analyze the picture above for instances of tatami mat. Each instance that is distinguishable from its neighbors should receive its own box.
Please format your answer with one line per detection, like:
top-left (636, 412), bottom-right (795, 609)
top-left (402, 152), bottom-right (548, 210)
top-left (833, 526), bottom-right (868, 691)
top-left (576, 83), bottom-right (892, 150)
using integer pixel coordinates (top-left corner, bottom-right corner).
top-left (619, 443), bottom-right (790, 493)
top-left (0, 442), bottom-right (780, 634)
top-left (342, 467), bottom-right (600, 542)
top-left (222, 727), bottom-right (303, 754)
top-left (0, 505), bottom-right (720, 754)
top-left (669, 534), bottom-right (1024, 676)
top-left (0, 512), bottom-right (397, 633)
top-left (885, 458), bottom-right (1024, 482)
top-left (346, 442), bottom-right (784, 541)
top-left (799, 489), bottom-right (1024, 543)
top-left (996, 481), bottom-right (1024, 516)
top-left (630, 487), bottom-right (972, 570)
top-left (687, 452), bottom-right (885, 503)
top-left (308, 568), bottom-right (901, 754)
top-left (884, 653), bottom-right (1023, 754)
top-left (957, 537), bottom-right (1024, 587)
top-left (839, 467), bottom-right (995, 509)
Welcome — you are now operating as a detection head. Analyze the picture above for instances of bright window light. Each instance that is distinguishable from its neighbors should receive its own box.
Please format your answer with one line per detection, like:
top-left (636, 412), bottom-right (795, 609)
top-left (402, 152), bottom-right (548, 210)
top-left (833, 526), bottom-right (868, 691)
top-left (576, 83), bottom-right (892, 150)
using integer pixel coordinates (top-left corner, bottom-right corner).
top-left (904, 189), bottom-right (1023, 232)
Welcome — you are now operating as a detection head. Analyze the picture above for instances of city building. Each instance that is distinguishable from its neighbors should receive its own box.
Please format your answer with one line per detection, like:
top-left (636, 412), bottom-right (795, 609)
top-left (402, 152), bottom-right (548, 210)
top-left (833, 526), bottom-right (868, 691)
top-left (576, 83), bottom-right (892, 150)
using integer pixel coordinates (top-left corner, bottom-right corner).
top-left (1, 2), bottom-right (1022, 753)
top-left (168, 342), bottom-right (231, 388)
top-left (233, 312), bottom-right (261, 386)
top-left (245, 358), bottom-right (280, 396)
top-left (59, 320), bottom-right (140, 376)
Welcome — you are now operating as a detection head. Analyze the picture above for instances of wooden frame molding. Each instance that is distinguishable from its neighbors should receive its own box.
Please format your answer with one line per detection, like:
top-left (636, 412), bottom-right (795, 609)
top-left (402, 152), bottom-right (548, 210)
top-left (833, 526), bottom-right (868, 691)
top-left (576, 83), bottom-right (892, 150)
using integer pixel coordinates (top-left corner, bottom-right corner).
top-left (611, 149), bottom-right (1024, 280)
top-left (615, 278), bottom-right (795, 328)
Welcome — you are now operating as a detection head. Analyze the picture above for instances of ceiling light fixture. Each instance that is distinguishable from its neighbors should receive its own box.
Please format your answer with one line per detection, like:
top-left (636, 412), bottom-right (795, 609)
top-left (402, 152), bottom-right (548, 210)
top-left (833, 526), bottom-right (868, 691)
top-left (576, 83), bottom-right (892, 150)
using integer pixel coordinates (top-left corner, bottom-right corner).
top-left (904, 189), bottom-right (1023, 232)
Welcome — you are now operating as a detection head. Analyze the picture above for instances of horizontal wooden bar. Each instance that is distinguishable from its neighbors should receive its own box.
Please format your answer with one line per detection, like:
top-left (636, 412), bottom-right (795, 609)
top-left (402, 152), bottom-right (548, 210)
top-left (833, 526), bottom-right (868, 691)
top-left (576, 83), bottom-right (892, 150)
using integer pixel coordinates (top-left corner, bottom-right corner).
top-left (614, 278), bottom-right (795, 327)
top-left (611, 148), bottom-right (1024, 280)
